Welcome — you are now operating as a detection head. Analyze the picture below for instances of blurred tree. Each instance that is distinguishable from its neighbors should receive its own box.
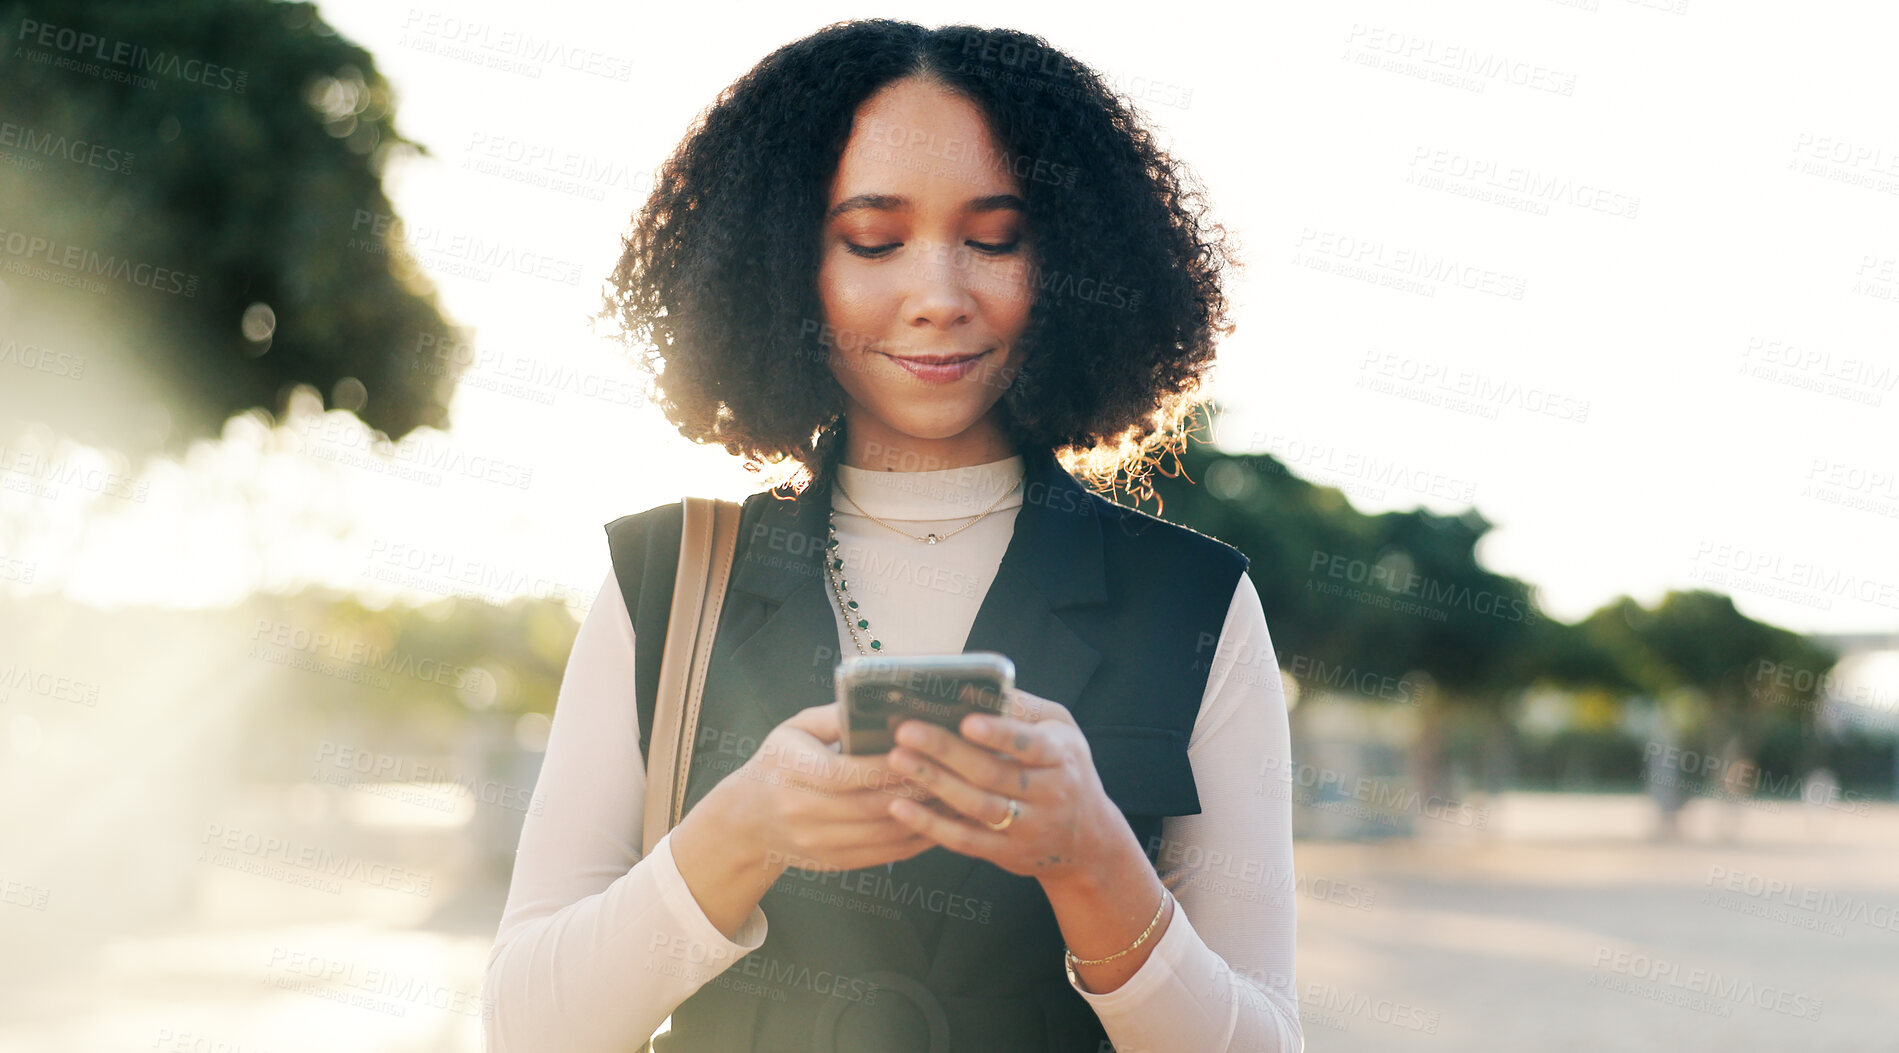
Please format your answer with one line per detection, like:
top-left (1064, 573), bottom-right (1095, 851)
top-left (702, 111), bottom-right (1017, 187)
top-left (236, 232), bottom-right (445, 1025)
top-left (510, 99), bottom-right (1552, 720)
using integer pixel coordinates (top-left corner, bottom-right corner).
top-left (1526, 596), bottom-right (1672, 697)
top-left (1133, 405), bottom-right (1842, 799)
top-left (1532, 591), bottom-right (1835, 758)
top-left (0, 0), bottom-right (459, 453)
top-left (1141, 403), bottom-right (1541, 797)
top-left (1627, 590), bottom-right (1836, 771)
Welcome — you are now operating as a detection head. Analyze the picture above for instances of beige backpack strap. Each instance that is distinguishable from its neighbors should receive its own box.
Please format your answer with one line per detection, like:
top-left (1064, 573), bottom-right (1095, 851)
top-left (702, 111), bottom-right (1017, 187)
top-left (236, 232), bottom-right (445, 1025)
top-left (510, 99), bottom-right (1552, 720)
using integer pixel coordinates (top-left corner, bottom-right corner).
top-left (643, 496), bottom-right (743, 859)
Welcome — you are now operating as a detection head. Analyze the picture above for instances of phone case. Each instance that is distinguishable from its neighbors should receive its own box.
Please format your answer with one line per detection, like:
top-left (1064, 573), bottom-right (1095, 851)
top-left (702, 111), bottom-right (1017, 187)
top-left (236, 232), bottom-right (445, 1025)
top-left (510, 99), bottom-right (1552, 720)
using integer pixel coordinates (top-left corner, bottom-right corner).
top-left (835, 651), bottom-right (1015, 754)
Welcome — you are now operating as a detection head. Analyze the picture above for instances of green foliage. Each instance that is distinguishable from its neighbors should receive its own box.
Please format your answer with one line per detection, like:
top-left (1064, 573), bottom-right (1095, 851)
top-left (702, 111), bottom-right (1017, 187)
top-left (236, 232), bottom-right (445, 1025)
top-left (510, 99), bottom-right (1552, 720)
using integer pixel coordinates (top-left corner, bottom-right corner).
top-left (0, 0), bottom-right (458, 451)
top-left (1814, 728), bottom-right (1899, 798)
top-left (1552, 590), bottom-right (1836, 753)
top-left (1138, 405), bottom-right (1854, 788)
top-left (1142, 403), bottom-right (1540, 707)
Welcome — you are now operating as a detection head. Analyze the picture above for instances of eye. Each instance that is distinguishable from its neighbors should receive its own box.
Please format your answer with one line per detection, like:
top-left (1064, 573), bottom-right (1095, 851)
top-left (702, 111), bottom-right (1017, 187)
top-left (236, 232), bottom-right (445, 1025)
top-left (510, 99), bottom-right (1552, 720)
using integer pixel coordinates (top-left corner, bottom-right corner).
top-left (845, 242), bottom-right (900, 259)
top-left (967, 240), bottom-right (1019, 256)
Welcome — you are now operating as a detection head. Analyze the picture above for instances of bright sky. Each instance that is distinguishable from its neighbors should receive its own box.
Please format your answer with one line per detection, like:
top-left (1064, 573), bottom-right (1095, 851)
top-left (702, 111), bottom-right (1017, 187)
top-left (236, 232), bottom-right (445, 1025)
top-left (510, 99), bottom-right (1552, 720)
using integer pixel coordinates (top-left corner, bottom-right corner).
top-left (5, 0), bottom-right (1895, 641)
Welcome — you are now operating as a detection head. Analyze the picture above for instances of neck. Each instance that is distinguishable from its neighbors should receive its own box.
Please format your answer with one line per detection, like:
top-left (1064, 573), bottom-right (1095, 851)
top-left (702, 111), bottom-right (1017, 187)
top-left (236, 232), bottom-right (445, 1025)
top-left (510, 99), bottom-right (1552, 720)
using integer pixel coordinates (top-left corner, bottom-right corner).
top-left (838, 408), bottom-right (1017, 472)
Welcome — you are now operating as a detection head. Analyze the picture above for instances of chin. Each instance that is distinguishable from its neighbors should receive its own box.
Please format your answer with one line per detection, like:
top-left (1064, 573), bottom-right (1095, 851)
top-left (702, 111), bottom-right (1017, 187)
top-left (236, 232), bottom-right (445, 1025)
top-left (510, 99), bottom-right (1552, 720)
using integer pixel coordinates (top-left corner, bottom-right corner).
top-left (859, 401), bottom-right (993, 441)
top-left (884, 412), bottom-right (987, 442)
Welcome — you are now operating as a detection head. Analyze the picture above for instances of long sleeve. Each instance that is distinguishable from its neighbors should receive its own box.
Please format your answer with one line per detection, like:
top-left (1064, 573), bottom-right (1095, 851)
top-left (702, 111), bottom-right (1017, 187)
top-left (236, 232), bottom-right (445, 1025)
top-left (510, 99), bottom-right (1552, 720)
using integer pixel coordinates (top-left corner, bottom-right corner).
top-left (481, 569), bottom-right (769, 1053)
top-left (1066, 570), bottom-right (1304, 1052)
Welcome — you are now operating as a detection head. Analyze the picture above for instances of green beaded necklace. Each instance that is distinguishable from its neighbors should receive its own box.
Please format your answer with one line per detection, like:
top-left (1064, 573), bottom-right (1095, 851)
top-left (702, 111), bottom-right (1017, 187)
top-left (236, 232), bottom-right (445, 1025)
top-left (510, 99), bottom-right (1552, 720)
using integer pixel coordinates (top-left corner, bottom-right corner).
top-left (823, 469), bottom-right (1024, 656)
top-left (824, 507), bottom-right (884, 654)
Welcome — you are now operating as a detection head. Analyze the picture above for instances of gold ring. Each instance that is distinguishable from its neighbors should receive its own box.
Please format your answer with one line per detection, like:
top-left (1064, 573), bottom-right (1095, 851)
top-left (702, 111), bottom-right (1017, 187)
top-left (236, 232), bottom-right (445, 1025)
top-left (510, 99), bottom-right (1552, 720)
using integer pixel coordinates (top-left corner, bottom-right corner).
top-left (986, 797), bottom-right (1019, 832)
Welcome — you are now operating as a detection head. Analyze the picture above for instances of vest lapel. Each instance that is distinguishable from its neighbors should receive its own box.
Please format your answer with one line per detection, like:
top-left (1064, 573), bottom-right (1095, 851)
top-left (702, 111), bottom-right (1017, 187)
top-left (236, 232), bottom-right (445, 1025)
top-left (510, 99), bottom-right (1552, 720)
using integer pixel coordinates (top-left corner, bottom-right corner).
top-left (714, 478), bottom-right (838, 735)
top-left (961, 444), bottom-right (1107, 718)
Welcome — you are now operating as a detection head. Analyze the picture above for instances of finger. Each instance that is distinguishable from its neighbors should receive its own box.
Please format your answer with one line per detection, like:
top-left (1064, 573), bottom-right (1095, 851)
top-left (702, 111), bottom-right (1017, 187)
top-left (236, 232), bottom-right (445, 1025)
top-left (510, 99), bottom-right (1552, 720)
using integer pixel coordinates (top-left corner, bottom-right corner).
top-left (762, 734), bottom-right (919, 794)
top-left (889, 745), bottom-right (1020, 827)
top-left (1005, 687), bottom-right (1076, 727)
top-left (817, 784), bottom-right (940, 819)
top-left (890, 733), bottom-right (1046, 800)
top-left (782, 817), bottom-right (934, 853)
top-left (781, 702), bottom-right (841, 744)
top-left (894, 719), bottom-right (1032, 791)
top-left (811, 834), bottom-right (934, 873)
top-left (916, 795), bottom-right (963, 820)
top-left (954, 711), bottom-right (1065, 767)
top-left (777, 758), bottom-right (933, 804)
top-left (888, 795), bottom-right (1011, 858)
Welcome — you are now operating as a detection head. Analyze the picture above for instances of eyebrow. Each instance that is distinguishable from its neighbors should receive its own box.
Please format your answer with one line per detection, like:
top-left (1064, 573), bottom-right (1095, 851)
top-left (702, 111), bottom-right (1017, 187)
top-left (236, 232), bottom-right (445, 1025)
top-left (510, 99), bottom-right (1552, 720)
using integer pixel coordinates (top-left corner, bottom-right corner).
top-left (825, 193), bottom-right (1027, 221)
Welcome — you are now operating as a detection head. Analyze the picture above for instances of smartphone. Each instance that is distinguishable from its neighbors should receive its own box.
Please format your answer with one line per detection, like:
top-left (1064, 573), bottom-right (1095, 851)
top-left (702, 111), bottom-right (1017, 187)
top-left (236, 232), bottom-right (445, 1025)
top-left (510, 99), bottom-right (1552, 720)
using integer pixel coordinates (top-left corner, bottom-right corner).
top-left (835, 651), bottom-right (1015, 755)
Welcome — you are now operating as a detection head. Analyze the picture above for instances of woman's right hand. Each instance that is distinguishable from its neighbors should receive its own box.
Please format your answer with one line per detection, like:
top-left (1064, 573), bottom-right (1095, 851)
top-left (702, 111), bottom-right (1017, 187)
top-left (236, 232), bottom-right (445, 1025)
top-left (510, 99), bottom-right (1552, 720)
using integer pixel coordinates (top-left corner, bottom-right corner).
top-left (669, 702), bottom-right (938, 940)
top-left (725, 702), bottom-right (937, 875)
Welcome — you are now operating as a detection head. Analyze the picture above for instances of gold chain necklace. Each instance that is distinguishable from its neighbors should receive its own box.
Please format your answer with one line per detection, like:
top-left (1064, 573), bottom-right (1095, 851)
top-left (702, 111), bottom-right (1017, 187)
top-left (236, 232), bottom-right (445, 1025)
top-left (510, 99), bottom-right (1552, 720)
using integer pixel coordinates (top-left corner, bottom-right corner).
top-left (823, 469), bottom-right (1024, 655)
top-left (831, 470), bottom-right (1024, 545)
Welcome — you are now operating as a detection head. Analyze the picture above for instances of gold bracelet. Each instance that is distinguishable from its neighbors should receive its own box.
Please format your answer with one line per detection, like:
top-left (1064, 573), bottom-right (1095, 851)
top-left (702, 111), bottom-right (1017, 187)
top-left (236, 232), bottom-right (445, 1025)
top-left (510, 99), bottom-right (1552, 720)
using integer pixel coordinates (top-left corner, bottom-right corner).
top-left (1064, 887), bottom-right (1171, 970)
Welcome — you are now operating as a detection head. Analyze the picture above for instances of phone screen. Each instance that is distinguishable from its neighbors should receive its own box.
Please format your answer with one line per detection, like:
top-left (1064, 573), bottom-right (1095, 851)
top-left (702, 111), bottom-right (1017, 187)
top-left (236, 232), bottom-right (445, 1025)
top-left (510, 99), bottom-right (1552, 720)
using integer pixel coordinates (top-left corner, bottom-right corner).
top-left (840, 662), bottom-right (1009, 754)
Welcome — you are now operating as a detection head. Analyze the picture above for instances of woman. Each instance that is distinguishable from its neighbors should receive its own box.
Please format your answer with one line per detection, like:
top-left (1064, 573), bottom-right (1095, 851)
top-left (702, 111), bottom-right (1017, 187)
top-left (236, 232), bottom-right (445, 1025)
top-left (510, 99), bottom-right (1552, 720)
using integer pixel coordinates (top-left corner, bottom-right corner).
top-left (483, 18), bottom-right (1301, 1053)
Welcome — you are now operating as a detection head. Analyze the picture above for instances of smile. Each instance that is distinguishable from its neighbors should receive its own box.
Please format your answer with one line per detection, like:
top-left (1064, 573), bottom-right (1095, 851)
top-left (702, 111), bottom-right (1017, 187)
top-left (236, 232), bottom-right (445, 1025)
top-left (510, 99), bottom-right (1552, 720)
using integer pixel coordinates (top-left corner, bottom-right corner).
top-left (879, 347), bottom-right (992, 384)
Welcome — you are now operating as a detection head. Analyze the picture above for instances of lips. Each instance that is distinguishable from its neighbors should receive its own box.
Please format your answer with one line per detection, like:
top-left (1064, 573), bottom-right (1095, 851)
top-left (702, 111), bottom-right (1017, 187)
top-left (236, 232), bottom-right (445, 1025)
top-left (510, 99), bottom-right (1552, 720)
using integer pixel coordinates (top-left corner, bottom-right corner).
top-left (879, 347), bottom-right (993, 383)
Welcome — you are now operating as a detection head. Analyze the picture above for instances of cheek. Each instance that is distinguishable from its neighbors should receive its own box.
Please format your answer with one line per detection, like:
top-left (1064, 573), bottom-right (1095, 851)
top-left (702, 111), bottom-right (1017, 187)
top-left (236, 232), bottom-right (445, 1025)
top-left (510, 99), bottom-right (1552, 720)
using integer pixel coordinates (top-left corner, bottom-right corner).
top-left (978, 260), bottom-right (1035, 326)
top-left (819, 263), bottom-right (895, 336)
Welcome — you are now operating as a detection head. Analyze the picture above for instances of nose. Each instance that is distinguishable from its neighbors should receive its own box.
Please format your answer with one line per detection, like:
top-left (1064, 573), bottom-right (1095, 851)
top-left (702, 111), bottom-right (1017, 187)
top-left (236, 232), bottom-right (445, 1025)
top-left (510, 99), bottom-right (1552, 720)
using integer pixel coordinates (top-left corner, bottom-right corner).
top-left (903, 242), bottom-right (978, 332)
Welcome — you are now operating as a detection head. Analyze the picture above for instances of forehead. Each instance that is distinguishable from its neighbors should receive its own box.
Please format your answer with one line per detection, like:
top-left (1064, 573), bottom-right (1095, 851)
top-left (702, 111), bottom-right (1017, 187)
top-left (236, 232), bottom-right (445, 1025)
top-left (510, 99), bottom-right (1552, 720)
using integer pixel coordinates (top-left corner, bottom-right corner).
top-left (830, 78), bottom-right (1021, 203)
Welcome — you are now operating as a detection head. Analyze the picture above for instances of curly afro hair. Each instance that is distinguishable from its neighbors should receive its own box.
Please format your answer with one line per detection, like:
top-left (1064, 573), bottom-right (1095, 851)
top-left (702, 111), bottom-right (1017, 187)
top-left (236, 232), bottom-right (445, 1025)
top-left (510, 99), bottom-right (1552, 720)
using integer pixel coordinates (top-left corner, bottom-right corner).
top-left (602, 18), bottom-right (1240, 500)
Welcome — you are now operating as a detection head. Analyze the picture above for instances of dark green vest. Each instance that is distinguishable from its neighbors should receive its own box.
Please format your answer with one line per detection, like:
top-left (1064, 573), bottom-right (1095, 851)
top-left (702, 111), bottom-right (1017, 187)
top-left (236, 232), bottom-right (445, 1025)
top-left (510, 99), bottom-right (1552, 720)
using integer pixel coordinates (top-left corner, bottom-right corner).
top-left (606, 445), bottom-right (1248, 1053)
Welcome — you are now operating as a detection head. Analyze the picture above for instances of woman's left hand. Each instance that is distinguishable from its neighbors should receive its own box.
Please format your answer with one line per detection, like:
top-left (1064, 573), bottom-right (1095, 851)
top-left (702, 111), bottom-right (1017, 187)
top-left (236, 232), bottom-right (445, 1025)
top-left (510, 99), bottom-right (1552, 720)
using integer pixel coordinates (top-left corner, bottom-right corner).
top-left (883, 687), bottom-right (1121, 886)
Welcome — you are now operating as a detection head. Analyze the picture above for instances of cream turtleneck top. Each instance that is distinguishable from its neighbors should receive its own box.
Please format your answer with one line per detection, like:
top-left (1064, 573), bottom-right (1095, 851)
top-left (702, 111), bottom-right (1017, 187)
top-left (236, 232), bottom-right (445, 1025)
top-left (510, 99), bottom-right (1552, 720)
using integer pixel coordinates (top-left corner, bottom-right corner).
top-left (824, 454), bottom-right (1027, 656)
top-left (482, 455), bottom-right (1303, 1052)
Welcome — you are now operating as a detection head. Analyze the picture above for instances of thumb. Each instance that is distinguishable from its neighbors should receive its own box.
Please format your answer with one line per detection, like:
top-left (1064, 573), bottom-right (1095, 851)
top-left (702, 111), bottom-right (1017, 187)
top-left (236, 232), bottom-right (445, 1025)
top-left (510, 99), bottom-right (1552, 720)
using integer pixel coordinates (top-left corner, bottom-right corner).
top-left (782, 701), bottom-right (843, 745)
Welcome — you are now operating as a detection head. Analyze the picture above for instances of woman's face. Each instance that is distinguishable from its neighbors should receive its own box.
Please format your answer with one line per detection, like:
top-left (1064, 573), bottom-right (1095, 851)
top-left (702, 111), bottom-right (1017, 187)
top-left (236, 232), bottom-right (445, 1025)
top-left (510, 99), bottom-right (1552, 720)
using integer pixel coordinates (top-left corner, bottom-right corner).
top-left (817, 75), bottom-right (1035, 470)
